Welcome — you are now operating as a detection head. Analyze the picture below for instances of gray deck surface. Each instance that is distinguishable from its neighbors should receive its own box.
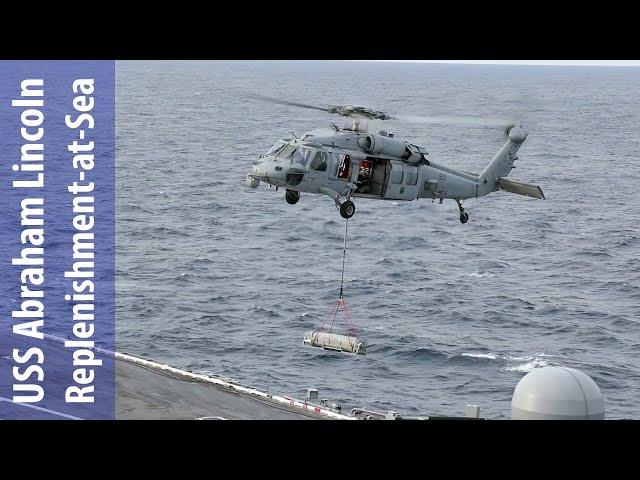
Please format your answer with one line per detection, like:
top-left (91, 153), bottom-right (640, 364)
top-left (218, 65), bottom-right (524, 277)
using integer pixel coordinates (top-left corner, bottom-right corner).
top-left (116, 359), bottom-right (317, 420)
top-left (2, 336), bottom-right (319, 419)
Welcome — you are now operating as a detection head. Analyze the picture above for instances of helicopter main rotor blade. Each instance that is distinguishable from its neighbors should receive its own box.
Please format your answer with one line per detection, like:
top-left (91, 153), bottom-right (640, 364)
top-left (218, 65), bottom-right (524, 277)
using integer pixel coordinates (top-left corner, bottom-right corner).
top-left (248, 93), bottom-right (514, 128)
top-left (394, 114), bottom-right (515, 129)
top-left (247, 94), bottom-right (331, 113)
top-left (247, 94), bottom-right (390, 120)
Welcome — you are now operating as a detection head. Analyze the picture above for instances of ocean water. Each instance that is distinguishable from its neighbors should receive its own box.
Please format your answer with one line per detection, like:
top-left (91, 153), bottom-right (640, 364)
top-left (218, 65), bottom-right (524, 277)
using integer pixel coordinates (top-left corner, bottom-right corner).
top-left (115, 61), bottom-right (640, 419)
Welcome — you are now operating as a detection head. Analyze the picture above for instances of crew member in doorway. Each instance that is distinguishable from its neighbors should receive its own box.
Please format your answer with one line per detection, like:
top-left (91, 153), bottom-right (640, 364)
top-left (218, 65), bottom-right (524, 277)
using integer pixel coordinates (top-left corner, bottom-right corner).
top-left (356, 159), bottom-right (373, 192)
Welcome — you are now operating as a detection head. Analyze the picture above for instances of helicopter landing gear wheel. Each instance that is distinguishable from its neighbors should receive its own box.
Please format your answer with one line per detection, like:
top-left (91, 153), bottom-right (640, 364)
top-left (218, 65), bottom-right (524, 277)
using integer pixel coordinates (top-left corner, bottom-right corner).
top-left (455, 199), bottom-right (469, 224)
top-left (339, 200), bottom-right (356, 219)
top-left (285, 189), bottom-right (300, 205)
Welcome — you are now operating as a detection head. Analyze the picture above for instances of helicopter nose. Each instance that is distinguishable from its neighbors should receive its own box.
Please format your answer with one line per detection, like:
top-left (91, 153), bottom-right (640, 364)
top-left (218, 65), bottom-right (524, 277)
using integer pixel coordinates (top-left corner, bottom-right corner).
top-left (252, 160), bottom-right (305, 188)
top-left (253, 159), bottom-right (287, 186)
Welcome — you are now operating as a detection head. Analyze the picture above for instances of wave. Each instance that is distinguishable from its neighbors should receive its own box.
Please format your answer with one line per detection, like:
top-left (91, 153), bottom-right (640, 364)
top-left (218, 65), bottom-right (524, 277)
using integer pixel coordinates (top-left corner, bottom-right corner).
top-left (396, 346), bottom-right (449, 361)
top-left (464, 271), bottom-right (494, 279)
top-left (461, 352), bottom-right (498, 360)
top-left (457, 351), bottom-right (555, 374)
top-left (504, 358), bottom-right (549, 373)
top-left (250, 305), bottom-right (282, 318)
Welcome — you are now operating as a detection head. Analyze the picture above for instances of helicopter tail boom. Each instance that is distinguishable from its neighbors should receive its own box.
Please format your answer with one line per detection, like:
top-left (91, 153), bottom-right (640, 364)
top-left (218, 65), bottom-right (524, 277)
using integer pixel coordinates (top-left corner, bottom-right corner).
top-left (477, 125), bottom-right (528, 196)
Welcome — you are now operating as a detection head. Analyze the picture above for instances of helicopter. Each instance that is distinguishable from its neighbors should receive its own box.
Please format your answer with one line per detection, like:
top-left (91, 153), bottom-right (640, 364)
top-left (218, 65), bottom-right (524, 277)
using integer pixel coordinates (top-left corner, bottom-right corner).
top-left (245, 94), bottom-right (545, 223)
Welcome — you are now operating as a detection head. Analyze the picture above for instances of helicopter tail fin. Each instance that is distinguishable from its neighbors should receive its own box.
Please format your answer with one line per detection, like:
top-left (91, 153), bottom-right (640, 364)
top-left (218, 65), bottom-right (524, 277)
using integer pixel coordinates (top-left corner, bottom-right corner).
top-left (477, 125), bottom-right (527, 194)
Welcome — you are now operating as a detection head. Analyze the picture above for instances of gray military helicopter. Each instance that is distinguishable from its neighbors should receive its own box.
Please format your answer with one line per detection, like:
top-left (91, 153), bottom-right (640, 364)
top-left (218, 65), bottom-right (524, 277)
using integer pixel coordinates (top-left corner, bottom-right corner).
top-left (246, 94), bottom-right (545, 223)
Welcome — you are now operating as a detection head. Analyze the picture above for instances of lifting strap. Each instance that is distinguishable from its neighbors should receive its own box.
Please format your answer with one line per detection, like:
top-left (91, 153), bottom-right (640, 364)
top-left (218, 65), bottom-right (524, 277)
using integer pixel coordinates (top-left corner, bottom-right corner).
top-left (318, 219), bottom-right (360, 336)
top-left (339, 218), bottom-right (348, 299)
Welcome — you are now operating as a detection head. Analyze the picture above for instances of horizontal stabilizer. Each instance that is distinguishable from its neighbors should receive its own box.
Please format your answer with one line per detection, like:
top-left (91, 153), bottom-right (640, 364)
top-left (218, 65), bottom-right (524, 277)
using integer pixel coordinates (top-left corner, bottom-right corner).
top-left (497, 177), bottom-right (545, 199)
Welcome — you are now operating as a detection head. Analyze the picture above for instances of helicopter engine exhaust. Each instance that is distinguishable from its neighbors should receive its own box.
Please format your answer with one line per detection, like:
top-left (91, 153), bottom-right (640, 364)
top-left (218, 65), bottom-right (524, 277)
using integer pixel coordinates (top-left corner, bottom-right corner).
top-left (357, 133), bottom-right (422, 164)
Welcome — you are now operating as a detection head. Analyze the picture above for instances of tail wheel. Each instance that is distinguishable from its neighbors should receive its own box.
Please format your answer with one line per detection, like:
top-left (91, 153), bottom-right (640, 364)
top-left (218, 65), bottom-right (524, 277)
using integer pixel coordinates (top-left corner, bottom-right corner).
top-left (340, 200), bottom-right (355, 219)
top-left (459, 212), bottom-right (469, 224)
top-left (285, 189), bottom-right (300, 205)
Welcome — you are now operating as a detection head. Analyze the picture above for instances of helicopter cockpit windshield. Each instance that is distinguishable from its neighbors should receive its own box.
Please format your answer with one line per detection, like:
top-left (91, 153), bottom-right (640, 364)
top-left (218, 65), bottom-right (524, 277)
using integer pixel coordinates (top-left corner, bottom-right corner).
top-left (262, 141), bottom-right (328, 174)
top-left (266, 141), bottom-right (287, 157)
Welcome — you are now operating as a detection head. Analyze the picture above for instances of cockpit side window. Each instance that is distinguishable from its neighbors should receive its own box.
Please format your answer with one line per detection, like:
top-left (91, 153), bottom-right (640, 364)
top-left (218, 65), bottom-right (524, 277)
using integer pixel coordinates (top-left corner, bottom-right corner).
top-left (310, 151), bottom-right (328, 171)
top-left (291, 146), bottom-right (315, 166)
top-left (303, 148), bottom-right (315, 166)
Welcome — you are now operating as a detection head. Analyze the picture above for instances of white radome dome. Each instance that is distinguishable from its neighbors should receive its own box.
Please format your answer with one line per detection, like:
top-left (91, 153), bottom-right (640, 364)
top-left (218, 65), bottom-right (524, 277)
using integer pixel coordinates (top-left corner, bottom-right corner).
top-left (511, 366), bottom-right (605, 420)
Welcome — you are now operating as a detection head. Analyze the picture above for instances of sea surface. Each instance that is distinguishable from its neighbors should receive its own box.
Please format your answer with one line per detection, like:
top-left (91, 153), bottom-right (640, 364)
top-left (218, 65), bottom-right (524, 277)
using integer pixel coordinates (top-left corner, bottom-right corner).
top-left (115, 61), bottom-right (640, 419)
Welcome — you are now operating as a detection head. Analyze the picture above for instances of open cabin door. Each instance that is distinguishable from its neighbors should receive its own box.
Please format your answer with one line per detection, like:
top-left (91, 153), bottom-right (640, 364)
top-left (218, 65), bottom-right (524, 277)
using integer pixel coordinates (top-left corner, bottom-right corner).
top-left (353, 157), bottom-right (389, 198)
top-left (327, 153), bottom-right (364, 196)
